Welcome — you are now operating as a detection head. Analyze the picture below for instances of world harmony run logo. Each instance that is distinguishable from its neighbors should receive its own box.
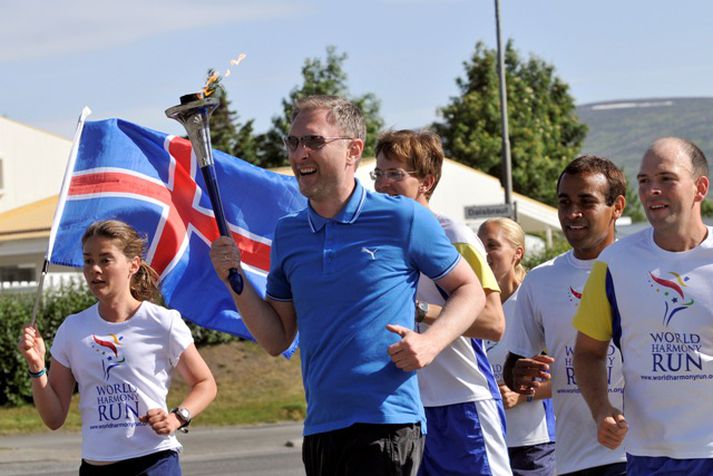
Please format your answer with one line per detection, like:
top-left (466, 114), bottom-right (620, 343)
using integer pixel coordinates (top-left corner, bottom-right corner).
top-left (91, 334), bottom-right (126, 380)
top-left (648, 271), bottom-right (695, 326)
top-left (567, 286), bottom-right (582, 304)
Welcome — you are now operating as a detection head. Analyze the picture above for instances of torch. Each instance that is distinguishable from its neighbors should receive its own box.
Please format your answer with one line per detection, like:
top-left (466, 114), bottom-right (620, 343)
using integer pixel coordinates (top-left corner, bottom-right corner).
top-left (166, 93), bottom-right (244, 295)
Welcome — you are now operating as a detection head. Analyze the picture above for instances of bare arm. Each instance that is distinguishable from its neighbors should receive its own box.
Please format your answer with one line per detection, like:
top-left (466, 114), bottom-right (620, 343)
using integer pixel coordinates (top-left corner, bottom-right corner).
top-left (17, 324), bottom-right (75, 430)
top-left (463, 290), bottom-right (503, 340)
top-left (143, 343), bottom-right (218, 435)
top-left (420, 290), bottom-right (504, 341)
top-left (573, 332), bottom-right (627, 449)
top-left (387, 259), bottom-right (485, 371)
top-left (210, 237), bottom-right (297, 356)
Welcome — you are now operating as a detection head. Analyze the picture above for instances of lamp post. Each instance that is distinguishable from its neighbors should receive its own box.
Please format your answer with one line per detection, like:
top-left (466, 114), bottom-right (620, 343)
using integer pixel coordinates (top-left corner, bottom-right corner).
top-left (494, 0), bottom-right (513, 216)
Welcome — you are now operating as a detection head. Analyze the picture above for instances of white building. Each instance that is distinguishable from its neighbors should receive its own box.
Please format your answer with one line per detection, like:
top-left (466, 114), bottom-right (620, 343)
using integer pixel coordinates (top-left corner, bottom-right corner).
top-left (0, 117), bottom-right (71, 214)
top-left (0, 118), bottom-right (74, 288)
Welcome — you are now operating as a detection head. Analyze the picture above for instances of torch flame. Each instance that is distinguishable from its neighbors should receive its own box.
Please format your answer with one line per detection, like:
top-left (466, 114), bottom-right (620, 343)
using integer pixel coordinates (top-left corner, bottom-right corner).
top-left (201, 53), bottom-right (248, 97)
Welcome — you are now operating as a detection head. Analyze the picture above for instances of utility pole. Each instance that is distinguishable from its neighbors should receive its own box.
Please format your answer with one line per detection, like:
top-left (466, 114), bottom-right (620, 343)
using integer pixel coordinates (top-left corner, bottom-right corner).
top-left (494, 0), bottom-right (513, 213)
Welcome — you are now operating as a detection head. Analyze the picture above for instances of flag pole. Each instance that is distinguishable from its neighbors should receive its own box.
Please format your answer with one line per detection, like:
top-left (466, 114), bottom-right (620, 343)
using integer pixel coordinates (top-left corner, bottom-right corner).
top-left (31, 106), bottom-right (92, 326)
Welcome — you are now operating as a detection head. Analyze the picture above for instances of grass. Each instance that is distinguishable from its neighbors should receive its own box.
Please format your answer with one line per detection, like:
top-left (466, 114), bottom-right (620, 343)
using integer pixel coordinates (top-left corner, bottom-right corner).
top-left (0, 340), bottom-right (305, 435)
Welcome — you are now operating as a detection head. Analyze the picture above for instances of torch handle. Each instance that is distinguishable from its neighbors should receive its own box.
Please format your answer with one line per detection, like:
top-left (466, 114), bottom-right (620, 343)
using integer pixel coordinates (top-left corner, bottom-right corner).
top-left (200, 164), bottom-right (244, 295)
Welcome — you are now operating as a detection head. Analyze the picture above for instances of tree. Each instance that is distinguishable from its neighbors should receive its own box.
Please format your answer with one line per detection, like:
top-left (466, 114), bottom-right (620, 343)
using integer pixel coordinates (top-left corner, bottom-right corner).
top-left (434, 41), bottom-right (587, 206)
top-left (702, 198), bottom-right (713, 217)
top-left (624, 182), bottom-right (646, 223)
top-left (204, 71), bottom-right (260, 165)
top-left (256, 46), bottom-right (384, 168)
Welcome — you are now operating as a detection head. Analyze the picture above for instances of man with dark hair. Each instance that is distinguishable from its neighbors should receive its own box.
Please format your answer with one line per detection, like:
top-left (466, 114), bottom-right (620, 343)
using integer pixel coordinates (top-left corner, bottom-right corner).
top-left (373, 129), bottom-right (510, 475)
top-left (555, 154), bottom-right (628, 207)
top-left (210, 97), bottom-right (486, 475)
top-left (574, 137), bottom-right (713, 475)
top-left (503, 155), bottom-right (628, 475)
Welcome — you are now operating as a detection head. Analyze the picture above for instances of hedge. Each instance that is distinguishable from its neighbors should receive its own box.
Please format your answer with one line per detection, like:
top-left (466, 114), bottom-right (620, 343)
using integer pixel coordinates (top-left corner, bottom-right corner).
top-left (0, 283), bottom-right (236, 407)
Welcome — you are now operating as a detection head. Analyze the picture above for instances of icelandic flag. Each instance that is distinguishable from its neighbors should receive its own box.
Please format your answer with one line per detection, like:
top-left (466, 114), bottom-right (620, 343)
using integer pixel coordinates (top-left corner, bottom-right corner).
top-left (49, 118), bottom-right (306, 356)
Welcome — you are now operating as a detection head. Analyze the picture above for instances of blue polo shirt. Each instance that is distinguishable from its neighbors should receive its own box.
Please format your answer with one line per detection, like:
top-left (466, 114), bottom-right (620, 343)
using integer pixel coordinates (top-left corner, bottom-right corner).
top-left (266, 180), bottom-right (461, 436)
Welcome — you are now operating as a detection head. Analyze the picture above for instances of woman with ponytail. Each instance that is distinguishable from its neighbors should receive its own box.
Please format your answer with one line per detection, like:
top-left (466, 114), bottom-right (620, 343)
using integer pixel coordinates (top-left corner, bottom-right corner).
top-left (479, 218), bottom-right (556, 476)
top-left (18, 220), bottom-right (216, 475)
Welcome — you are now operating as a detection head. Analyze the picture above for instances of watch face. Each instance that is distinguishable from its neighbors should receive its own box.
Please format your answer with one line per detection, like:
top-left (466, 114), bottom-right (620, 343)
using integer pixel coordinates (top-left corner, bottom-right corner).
top-left (175, 407), bottom-right (191, 423)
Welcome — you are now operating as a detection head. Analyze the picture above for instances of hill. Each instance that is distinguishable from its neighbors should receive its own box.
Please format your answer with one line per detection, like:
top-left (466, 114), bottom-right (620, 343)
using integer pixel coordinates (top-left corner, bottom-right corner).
top-left (576, 97), bottom-right (713, 176)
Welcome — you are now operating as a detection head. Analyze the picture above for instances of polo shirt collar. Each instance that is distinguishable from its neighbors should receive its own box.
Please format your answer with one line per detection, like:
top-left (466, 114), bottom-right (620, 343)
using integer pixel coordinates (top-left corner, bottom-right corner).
top-left (307, 179), bottom-right (367, 233)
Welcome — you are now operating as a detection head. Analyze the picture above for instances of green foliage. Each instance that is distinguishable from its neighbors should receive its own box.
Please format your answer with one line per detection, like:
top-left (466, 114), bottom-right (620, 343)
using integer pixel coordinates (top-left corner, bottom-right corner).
top-left (0, 283), bottom-right (95, 406)
top-left (522, 234), bottom-right (571, 271)
top-left (0, 283), bottom-right (235, 407)
top-left (624, 182), bottom-right (646, 223)
top-left (434, 40), bottom-right (587, 207)
top-left (0, 292), bottom-right (36, 407)
top-left (256, 45), bottom-right (384, 167)
top-left (185, 321), bottom-right (238, 346)
top-left (206, 70), bottom-right (261, 164)
top-left (701, 199), bottom-right (713, 217)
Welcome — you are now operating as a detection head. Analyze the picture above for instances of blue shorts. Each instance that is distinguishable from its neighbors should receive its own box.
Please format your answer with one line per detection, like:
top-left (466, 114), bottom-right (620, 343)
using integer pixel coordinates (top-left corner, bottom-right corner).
top-left (508, 441), bottom-right (555, 476)
top-left (627, 454), bottom-right (713, 476)
top-left (560, 461), bottom-right (626, 476)
top-left (79, 450), bottom-right (181, 475)
top-left (418, 400), bottom-right (511, 476)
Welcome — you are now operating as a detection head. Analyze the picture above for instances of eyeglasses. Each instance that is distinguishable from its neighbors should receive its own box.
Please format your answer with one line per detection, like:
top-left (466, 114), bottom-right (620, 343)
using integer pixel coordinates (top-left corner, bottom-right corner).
top-left (283, 135), bottom-right (353, 152)
top-left (369, 168), bottom-right (418, 182)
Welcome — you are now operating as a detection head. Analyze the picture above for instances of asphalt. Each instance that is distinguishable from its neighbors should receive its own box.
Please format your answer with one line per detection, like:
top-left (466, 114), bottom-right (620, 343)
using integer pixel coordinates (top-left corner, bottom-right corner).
top-left (0, 422), bottom-right (305, 475)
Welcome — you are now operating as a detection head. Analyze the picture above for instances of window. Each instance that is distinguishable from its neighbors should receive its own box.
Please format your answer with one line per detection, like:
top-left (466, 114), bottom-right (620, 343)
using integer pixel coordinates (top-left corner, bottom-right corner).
top-left (0, 266), bottom-right (34, 282)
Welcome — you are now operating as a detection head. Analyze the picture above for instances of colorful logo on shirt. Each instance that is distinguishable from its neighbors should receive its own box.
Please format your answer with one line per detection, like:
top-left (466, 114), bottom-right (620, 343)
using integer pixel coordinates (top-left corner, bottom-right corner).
top-left (91, 334), bottom-right (126, 380)
top-left (567, 286), bottom-right (582, 304)
top-left (648, 271), bottom-right (695, 326)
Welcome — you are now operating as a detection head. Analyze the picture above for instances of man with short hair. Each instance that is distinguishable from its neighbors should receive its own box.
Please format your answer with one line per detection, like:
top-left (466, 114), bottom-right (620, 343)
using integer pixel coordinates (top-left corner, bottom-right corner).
top-left (573, 137), bottom-right (713, 475)
top-left (373, 129), bottom-right (510, 476)
top-left (503, 155), bottom-right (628, 475)
top-left (210, 96), bottom-right (486, 475)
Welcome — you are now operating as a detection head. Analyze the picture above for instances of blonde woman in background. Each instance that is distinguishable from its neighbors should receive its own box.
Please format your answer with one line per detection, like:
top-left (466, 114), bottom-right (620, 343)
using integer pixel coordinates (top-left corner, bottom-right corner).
top-left (479, 218), bottom-right (555, 476)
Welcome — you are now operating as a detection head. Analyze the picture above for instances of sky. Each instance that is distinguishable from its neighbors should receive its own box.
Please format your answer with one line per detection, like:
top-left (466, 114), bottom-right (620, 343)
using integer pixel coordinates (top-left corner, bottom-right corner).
top-left (2, 0), bottom-right (713, 140)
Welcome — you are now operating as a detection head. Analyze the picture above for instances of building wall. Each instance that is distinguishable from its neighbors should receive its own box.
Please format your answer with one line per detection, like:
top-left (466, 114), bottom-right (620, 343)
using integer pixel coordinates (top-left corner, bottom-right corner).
top-left (0, 117), bottom-right (71, 213)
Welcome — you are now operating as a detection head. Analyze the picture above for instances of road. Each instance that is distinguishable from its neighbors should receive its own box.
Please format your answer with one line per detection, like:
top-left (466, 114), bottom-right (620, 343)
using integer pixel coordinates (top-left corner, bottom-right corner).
top-left (0, 423), bottom-right (305, 475)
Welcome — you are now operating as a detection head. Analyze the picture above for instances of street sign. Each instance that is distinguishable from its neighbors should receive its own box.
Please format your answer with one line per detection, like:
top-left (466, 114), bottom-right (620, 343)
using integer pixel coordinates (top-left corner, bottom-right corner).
top-left (464, 203), bottom-right (514, 220)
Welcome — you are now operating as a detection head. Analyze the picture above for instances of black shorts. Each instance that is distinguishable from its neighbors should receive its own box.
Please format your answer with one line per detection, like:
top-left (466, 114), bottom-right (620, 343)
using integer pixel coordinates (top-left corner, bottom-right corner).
top-left (303, 422), bottom-right (424, 476)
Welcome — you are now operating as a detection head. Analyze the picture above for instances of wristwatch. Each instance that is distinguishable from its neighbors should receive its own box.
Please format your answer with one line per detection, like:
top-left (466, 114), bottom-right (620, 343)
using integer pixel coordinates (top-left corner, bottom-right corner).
top-left (415, 301), bottom-right (429, 323)
top-left (171, 407), bottom-right (192, 433)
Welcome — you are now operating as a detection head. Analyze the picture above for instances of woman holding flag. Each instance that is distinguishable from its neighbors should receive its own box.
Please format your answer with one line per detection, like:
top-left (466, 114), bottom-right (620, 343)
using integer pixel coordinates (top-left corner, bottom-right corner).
top-left (18, 220), bottom-right (216, 475)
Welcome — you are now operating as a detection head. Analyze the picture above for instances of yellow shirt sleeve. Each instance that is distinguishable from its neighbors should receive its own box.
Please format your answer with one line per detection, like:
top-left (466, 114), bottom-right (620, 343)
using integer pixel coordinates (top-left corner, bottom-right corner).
top-left (572, 260), bottom-right (613, 341)
top-left (453, 242), bottom-right (501, 293)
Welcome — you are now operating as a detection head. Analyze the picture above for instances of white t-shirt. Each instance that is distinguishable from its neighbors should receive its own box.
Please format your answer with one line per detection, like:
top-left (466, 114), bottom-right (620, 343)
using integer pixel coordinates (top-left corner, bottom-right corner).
top-left (507, 250), bottom-right (626, 474)
top-left (416, 213), bottom-right (502, 406)
top-left (574, 227), bottom-right (713, 459)
top-left (487, 288), bottom-right (555, 448)
top-left (51, 301), bottom-right (194, 461)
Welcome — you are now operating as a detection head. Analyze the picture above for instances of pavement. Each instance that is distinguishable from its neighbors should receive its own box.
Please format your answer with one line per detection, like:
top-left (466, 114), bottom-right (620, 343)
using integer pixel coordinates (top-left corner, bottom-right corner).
top-left (0, 423), bottom-right (305, 475)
